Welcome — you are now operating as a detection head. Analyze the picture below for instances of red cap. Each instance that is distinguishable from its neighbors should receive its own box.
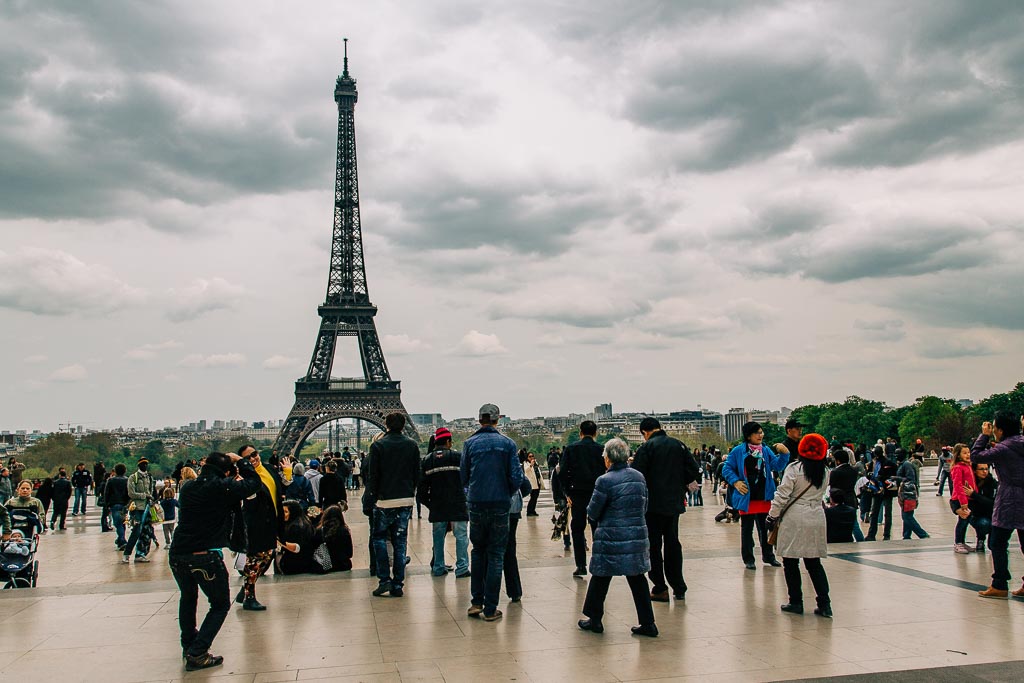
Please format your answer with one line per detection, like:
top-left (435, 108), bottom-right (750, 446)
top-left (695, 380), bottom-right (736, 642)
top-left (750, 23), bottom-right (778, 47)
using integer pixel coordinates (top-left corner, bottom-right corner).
top-left (798, 433), bottom-right (829, 461)
top-left (434, 427), bottom-right (453, 442)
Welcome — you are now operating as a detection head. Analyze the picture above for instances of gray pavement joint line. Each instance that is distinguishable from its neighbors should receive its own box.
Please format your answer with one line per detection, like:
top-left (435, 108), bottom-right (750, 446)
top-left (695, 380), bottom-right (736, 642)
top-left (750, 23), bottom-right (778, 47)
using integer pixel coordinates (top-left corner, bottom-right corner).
top-left (831, 553), bottom-right (992, 593)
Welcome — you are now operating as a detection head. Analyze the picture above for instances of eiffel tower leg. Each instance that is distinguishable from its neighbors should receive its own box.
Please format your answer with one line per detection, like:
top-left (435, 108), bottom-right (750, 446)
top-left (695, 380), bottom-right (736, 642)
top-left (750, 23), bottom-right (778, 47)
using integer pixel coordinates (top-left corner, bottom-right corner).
top-left (272, 412), bottom-right (311, 459)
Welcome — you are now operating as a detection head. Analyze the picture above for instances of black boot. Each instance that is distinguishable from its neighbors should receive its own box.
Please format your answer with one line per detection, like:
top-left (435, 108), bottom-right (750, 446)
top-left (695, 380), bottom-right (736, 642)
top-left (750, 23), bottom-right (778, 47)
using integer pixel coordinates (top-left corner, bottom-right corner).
top-left (234, 588), bottom-right (245, 604)
top-left (780, 603), bottom-right (804, 614)
top-left (242, 597), bottom-right (266, 611)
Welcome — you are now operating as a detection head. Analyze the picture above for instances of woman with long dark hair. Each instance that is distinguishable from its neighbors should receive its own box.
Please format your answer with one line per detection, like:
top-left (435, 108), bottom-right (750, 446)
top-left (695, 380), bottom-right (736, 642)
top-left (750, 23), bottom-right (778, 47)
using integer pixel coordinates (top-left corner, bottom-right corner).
top-left (767, 433), bottom-right (832, 617)
top-left (277, 499), bottom-right (316, 575)
top-left (313, 504), bottom-right (354, 573)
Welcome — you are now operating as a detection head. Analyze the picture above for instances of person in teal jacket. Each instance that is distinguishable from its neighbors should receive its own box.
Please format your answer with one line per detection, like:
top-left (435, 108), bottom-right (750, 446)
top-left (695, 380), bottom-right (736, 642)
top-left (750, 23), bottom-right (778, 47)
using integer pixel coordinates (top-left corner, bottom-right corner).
top-left (723, 422), bottom-right (789, 570)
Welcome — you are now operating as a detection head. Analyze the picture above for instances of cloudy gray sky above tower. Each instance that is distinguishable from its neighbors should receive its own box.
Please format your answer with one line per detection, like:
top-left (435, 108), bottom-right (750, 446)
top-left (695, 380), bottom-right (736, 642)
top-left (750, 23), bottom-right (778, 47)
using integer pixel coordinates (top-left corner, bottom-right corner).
top-left (2, 1), bottom-right (1022, 430)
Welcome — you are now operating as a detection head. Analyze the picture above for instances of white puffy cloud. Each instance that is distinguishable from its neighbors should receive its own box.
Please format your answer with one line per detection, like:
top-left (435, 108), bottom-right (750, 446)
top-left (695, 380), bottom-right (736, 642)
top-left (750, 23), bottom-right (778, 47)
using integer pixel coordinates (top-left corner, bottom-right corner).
top-left (179, 353), bottom-right (246, 368)
top-left (382, 334), bottom-right (428, 356)
top-left (166, 277), bottom-right (244, 322)
top-left (49, 364), bottom-right (88, 382)
top-left (125, 340), bottom-right (183, 360)
top-left (262, 354), bottom-right (301, 370)
top-left (0, 248), bottom-right (145, 315)
top-left (452, 330), bottom-right (508, 357)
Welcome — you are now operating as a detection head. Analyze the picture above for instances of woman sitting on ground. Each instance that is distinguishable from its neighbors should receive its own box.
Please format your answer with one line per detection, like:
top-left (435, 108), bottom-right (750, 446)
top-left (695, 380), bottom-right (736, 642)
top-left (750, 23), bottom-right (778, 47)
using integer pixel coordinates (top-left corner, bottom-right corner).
top-left (311, 504), bottom-right (353, 573)
top-left (277, 500), bottom-right (316, 575)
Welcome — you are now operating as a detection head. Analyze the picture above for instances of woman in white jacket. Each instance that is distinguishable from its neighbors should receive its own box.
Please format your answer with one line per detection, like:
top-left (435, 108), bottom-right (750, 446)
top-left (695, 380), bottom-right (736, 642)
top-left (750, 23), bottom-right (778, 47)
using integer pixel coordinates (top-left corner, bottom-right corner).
top-left (767, 433), bottom-right (832, 618)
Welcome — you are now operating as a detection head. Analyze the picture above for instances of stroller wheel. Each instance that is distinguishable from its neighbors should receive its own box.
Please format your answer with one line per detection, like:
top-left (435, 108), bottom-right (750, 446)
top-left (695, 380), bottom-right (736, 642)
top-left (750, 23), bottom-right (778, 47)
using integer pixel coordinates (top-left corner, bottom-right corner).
top-left (32, 560), bottom-right (39, 587)
top-left (2, 580), bottom-right (13, 590)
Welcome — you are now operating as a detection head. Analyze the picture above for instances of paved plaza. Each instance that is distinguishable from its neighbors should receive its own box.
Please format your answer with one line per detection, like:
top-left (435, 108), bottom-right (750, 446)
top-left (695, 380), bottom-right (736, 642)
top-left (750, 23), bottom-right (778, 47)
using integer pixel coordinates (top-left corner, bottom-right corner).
top-left (1, 468), bottom-right (1022, 682)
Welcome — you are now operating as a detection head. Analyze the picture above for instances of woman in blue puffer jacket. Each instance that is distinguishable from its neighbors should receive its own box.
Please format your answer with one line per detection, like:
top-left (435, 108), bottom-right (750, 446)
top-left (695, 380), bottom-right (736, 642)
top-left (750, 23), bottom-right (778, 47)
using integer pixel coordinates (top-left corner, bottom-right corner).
top-left (577, 438), bottom-right (658, 637)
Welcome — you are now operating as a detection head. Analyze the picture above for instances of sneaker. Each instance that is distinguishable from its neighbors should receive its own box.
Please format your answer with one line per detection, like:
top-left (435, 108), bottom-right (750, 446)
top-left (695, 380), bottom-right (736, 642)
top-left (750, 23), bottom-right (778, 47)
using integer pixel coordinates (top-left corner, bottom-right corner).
top-left (121, 555), bottom-right (130, 564)
top-left (481, 610), bottom-right (503, 622)
top-left (135, 556), bottom-right (150, 563)
top-left (372, 583), bottom-right (391, 597)
top-left (572, 566), bottom-right (587, 577)
top-left (467, 604), bottom-right (484, 618)
top-left (953, 544), bottom-right (970, 554)
top-left (978, 586), bottom-right (1009, 599)
top-left (184, 653), bottom-right (224, 671)
top-left (455, 571), bottom-right (471, 579)
top-left (390, 587), bottom-right (404, 598)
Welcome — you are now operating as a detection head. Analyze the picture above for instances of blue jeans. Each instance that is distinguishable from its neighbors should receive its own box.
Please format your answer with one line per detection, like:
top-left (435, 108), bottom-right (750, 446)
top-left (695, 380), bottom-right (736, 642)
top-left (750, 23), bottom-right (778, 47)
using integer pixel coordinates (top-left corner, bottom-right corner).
top-left (852, 517), bottom-right (865, 542)
top-left (372, 507), bottom-right (411, 589)
top-left (937, 469), bottom-right (950, 495)
top-left (110, 504), bottom-right (127, 546)
top-left (971, 516), bottom-right (992, 545)
top-left (123, 509), bottom-right (154, 558)
top-left (431, 521), bottom-right (469, 576)
top-left (73, 487), bottom-right (88, 514)
top-left (469, 507), bottom-right (509, 616)
top-left (901, 510), bottom-right (928, 539)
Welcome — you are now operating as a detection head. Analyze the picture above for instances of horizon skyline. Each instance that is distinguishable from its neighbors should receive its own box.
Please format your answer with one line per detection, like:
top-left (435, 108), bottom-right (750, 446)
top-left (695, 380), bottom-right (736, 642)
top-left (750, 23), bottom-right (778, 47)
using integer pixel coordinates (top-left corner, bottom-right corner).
top-left (3, 3), bottom-right (1023, 433)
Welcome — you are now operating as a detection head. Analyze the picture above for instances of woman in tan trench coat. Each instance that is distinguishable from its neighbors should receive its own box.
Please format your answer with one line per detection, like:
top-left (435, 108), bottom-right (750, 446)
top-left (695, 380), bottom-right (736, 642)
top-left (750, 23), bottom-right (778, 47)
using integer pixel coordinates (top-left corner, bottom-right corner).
top-left (768, 433), bottom-right (832, 617)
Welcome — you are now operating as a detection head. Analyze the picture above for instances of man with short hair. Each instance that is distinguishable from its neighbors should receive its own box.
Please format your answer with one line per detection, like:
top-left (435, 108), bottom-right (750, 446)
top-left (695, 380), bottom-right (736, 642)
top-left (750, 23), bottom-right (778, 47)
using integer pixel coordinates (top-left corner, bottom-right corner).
top-left (367, 412), bottom-right (421, 598)
top-left (304, 459), bottom-right (323, 501)
top-left (105, 463), bottom-right (131, 550)
top-left (828, 447), bottom-right (863, 542)
top-left (123, 458), bottom-right (156, 563)
top-left (560, 420), bottom-right (605, 576)
top-left (782, 420), bottom-right (804, 466)
top-left (632, 417), bottom-right (700, 602)
top-left (419, 427), bottom-right (470, 578)
top-left (51, 469), bottom-right (73, 530)
top-left (71, 463), bottom-right (93, 516)
top-left (460, 403), bottom-right (527, 622)
top-left (170, 451), bottom-right (263, 671)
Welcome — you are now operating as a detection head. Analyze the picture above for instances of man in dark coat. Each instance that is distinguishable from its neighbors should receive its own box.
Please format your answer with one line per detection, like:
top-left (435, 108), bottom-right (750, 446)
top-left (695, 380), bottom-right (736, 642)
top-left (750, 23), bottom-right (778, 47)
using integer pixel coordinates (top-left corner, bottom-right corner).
top-left (559, 420), bottom-right (606, 576)
top-left (828, 446), bottom-right (863, 542)
top-left (865, 447), bottom-right (898, 542)
top-left (50, 469), bottom-right (73, 530)
top-left (631, 417), bottom-right (700, 602)
top-left (319, 459), bottom-right (348, 510)
top-left (367, 413), bottom-right (422, 597)
top-left (236, 445), bottom-right (284, 611)
top-left (782, 419), bottom-right (804, 466)
top-left (419, 427), bottom-right (470, 577)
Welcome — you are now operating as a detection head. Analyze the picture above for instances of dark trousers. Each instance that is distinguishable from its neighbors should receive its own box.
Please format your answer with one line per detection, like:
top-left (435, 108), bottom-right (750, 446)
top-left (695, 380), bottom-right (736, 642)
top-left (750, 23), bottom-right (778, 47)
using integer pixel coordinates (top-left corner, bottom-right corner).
top-left (782, 557), bottom-right (830, 607)
top-left (570, 494), bottom-right (595, 570)
top-left (988, 526), bottom-right (1024, 590)
top-left (169, 552), bottom-right (230, 657)
top-left (583, 574), bottom-right (655, 627)
top-left (50, 501), bottom-right (69, 529)
top-left (100, 505), bottom-right (112, 532)
top-left (646, 512), bottom-right (685, 594)
top-left (866, 495), bottom-right (893, 540)
top-left (469, 507), bottom-right (509, 616)
top-left (504, 515), bottom-right (522, 599)
top-left (526, 489), bottom-right (540, 515)
top-left (741, 512), bottom-right (776, 564)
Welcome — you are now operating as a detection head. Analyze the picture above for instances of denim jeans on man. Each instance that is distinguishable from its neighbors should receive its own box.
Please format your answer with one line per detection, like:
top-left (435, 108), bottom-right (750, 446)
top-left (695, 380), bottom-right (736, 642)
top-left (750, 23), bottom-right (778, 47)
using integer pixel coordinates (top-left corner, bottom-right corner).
top-left (469, 507), bottom-right (509, 616)
top-left (73, 487), bottom-right (88, 515)
top-left (901, 510), bottom-right (928, 539)
top-left (110, 503), bottom-right (127, 547)
top-left (372, 506), bottom-right (412, 589)
top-left (431, 521), bottom-right (469, 576)
top-left (169, 551), bottom-right (231, 657)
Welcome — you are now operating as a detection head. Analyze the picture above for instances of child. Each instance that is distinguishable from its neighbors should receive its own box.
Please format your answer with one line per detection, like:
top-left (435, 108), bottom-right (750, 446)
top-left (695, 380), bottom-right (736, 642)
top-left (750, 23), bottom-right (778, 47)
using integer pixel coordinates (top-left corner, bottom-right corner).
top-left (950, 443), bottom-right (977, 554)
top-left (2, 530), bottom-right (31, 556)
top-left (159, 486), bottom-right (179, 548)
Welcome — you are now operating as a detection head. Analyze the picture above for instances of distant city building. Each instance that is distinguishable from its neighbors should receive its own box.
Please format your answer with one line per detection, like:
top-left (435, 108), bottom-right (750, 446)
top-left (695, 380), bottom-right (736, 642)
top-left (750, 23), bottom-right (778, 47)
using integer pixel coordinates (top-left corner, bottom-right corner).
top-left (197, 420), bottom-right (207, 432)
top-left (410, 413), bottom-right (444, 430)
top-left (957, 399), bottom-right (974, 409)
top-left (593, 403), bottom-right (613, 420)
top-left (724, 408), bottom-right (751, 442)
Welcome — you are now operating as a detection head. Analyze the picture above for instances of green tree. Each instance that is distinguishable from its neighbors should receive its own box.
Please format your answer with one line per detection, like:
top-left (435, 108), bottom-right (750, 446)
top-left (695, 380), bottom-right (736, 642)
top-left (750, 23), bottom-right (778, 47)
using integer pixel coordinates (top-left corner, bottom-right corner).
top-left (790, 404), bottom-right (827, 435)
top-left (963, 382), bottom-right (1024, 437)
top-left (898, 396), bottom-right (960, 450)
top-left (78, 432), bottom-right (116, 459)
top-left (816, 396), bottom-right (895, 447)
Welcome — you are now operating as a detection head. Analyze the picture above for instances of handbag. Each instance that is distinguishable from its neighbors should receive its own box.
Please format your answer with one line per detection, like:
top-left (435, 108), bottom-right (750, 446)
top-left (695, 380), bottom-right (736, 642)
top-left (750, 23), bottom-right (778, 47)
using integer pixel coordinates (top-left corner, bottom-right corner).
top-left (767, 482), bottom-right (814, 546)
top-left (313, 542), bottom-right (332, 572)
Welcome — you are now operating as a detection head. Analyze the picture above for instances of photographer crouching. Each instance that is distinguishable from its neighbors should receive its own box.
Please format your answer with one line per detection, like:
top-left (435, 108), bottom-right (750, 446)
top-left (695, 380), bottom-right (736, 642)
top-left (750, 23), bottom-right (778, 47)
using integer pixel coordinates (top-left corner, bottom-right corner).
top-left (169, 451), bottom-right (262, 671)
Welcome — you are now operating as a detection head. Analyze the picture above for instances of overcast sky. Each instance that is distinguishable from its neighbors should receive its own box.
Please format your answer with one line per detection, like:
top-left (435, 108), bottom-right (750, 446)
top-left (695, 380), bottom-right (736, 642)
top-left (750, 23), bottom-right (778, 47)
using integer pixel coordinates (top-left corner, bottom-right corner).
top-left (2, 1), bottom-right (1023, 431)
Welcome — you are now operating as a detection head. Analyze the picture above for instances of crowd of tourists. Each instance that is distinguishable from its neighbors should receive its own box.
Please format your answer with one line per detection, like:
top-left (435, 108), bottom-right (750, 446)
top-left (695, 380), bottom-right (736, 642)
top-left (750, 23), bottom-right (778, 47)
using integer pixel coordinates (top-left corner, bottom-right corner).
top-left (4, 409), bottom-right (1023, 675)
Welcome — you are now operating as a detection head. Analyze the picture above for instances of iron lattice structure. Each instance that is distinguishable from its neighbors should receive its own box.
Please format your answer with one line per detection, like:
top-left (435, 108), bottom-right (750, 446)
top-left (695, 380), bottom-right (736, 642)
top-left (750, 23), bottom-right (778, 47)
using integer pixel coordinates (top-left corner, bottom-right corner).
top-left (273, 42), bottom-right (418, 457)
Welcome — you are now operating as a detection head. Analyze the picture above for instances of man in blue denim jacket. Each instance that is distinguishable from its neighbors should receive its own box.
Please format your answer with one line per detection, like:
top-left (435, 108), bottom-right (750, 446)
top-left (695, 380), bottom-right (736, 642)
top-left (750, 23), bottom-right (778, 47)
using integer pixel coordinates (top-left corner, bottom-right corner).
top-left (460, 403), bottom-right (526, 622)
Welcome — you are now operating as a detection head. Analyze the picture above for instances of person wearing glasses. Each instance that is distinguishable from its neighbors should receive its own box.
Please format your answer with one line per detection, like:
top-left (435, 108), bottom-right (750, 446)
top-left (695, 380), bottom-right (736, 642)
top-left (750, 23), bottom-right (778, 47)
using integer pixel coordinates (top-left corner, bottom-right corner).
top-left (235, 445), bottom-right (284, 611)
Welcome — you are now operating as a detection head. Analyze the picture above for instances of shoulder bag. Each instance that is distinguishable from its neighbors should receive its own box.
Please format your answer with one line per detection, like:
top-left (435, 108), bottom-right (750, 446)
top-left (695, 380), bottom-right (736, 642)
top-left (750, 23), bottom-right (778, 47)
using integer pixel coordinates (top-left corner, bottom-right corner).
top-left (767, 481), bottom-right (814, 546)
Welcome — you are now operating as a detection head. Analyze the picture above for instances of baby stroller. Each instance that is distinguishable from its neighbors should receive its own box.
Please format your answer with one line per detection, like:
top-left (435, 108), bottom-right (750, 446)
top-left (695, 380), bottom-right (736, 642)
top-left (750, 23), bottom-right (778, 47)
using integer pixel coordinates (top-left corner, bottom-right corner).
top-left (2, 509), bottom-right (41, 588)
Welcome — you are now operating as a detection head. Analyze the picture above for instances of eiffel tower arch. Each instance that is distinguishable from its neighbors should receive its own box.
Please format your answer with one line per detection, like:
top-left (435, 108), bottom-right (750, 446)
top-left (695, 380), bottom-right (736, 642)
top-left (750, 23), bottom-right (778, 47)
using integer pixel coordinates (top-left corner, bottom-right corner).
top-left (272, 41), bottom-right (419, 458)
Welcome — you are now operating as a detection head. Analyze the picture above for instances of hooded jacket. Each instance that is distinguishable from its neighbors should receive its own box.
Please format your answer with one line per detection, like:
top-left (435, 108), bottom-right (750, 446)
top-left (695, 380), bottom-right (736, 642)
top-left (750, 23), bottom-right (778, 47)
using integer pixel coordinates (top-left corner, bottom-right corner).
top-left (971, 433), bottom-right (1024, 530)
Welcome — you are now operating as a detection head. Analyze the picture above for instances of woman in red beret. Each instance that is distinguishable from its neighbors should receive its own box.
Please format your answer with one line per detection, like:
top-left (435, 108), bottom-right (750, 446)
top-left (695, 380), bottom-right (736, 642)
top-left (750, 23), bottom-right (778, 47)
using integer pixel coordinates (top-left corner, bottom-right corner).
top-left (767, 433), bottom-right (832, 617)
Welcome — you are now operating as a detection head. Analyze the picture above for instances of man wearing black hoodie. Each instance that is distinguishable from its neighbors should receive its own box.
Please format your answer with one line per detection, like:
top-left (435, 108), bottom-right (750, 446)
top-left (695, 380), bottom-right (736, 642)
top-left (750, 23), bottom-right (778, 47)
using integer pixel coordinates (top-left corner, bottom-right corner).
top-left (170, 451), bottom-right (262, 672)
top-left (50, 469), bottom-right (73, 530)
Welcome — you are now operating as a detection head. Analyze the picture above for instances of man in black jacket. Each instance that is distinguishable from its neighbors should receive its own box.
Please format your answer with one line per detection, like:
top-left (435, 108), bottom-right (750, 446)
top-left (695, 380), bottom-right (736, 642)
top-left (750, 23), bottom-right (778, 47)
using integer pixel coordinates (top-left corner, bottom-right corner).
top-left (782, 419), bottom-right (804, 466)
top-left (367, 412), bottom-right (421, 597)
top-left (419, 427), bottom-right (470, 578)
top-left (170, 451), bottom-right (262, 672)
top-left (104, 463), bottom-right (131, 550)
top-left (50, 469), bottom-right (73, 530)
top-left (71, 463), bottom-right (92, 516)
top-left (560, 420), bottom-right (606, 576)
top-left (828, 447), bottom-right (863, 541)
top-left (319, 459), bottom-right (348, 510)
top-left (631, 417), bottom-right (700, 602)
top-left (865, 447), bottom-right (898, 541)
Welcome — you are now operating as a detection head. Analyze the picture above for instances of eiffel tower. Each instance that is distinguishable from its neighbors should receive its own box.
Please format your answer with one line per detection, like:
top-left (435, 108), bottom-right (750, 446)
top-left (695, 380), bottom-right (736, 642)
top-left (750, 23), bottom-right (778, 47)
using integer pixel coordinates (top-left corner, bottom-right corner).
top-left (273, 41), bottom-right (418, 457)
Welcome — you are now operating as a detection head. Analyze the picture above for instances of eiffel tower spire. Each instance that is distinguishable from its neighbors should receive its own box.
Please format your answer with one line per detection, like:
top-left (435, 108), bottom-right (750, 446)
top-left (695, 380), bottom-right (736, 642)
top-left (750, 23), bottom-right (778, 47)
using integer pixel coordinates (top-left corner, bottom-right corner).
top-left (273, 42), bottom-right (418, 457)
